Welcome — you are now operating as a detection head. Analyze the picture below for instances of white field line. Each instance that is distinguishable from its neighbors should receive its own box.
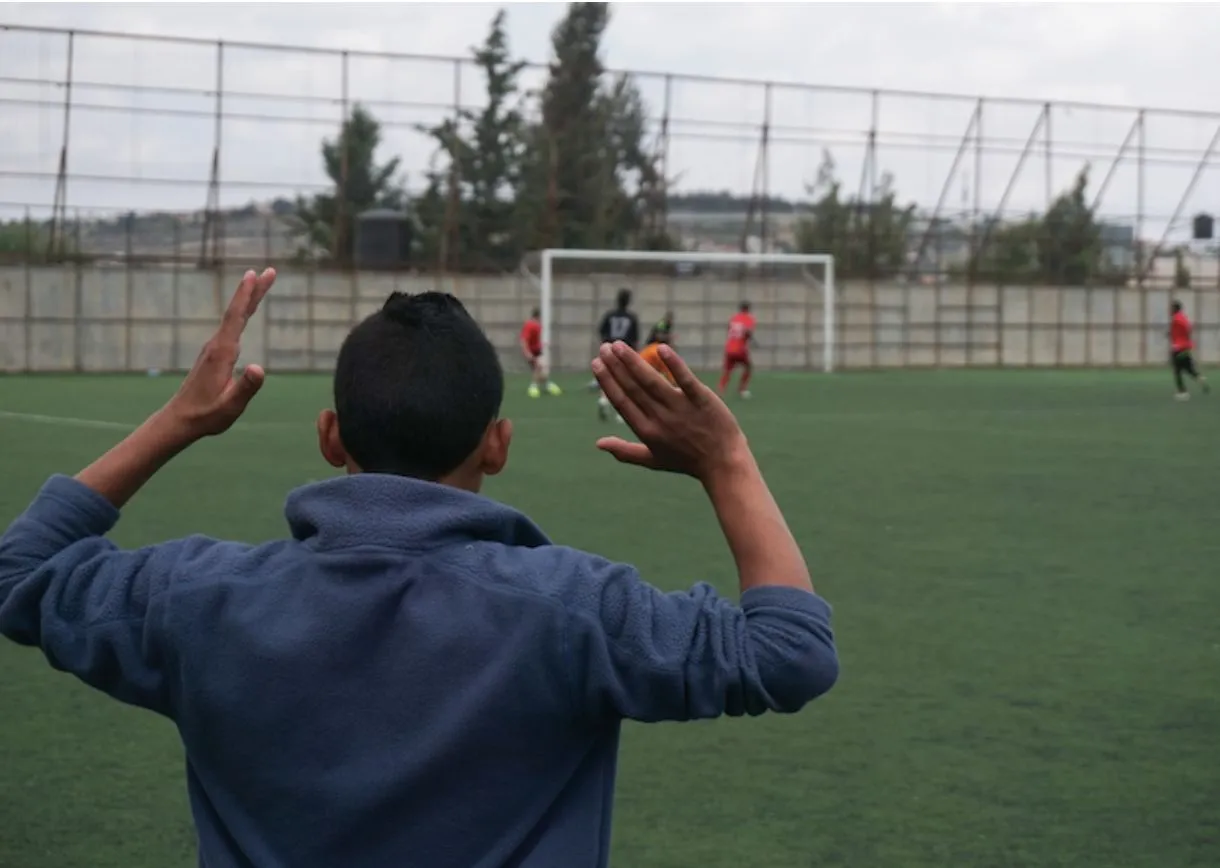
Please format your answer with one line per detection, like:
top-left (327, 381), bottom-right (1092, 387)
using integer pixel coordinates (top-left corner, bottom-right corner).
top-left (0, 410), bottom-right (135, 431)
top-left (0, 410), bottom-right (298, 433)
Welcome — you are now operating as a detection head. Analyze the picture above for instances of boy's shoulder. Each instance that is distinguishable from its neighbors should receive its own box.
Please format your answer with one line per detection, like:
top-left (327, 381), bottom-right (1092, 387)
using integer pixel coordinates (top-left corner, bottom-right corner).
top-left (435, 538), bottom-right (638, 614)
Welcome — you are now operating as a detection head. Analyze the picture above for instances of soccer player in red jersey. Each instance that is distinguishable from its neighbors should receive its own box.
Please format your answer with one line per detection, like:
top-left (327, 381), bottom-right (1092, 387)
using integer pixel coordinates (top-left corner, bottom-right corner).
top-left (520, 308), bottom-right (561, 398)
top-left (718, 301), bottom-right (756, 399)
top-left (1169, 300), bottom-right (1209, 401)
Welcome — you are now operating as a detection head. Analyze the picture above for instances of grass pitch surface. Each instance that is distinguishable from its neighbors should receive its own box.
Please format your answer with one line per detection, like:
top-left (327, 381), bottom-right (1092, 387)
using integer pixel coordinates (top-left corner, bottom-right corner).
top-left (0, 370), bottom-right (1216, 867)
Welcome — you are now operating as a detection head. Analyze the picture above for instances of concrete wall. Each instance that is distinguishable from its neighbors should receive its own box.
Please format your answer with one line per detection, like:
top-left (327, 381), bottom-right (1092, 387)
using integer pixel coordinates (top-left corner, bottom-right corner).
top-left (1, 265), bottom-right (1214, 374)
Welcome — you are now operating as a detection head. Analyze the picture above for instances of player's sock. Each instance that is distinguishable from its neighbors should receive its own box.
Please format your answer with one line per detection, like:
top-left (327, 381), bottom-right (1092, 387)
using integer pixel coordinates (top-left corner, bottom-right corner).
top-left (718, 371), bottom-right (730, 392)
top-left (739, 368), bottom-right (752, 396)
top-left (546, 381), bottom-right (562, 396)
top-left (528, 382), bottom-right (541, 398)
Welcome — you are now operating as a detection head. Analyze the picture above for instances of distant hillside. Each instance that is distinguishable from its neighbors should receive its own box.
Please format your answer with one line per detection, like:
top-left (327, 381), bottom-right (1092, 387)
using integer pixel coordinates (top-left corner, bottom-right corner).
top-left (40, 191), bottom-right (797, 259)
top-left (668, 192), bottom-right (800, 215)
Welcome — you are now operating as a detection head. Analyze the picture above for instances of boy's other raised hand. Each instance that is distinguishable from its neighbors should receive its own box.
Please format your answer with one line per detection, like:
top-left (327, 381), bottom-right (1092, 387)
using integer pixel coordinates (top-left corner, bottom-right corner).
top-left (592, 342), bottom-right (749, 481)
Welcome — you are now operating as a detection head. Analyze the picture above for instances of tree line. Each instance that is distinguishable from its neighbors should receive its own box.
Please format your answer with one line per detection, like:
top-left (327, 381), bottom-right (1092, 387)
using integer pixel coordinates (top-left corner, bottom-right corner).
top-left (294, 0), bottom-right (1119, 287)
top-left (791, 151), bottom-right (1127, 286)
top-left (296, 3), bottom-right (671, 273)
top-left (0, 2), bottom-right (1143, 287)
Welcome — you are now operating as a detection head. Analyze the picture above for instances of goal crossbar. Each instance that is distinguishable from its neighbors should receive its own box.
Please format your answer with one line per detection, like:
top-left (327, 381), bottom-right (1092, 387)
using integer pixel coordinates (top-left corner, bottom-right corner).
top-left (538, 248), bottom-right (837, 374)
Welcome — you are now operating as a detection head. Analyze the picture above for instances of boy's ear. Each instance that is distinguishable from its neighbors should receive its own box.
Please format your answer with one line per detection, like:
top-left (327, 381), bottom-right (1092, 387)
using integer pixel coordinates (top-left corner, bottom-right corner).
top-left (479, 418), bottom-right (513, 477)
top-left (317, 410), bottom-right (349, 469)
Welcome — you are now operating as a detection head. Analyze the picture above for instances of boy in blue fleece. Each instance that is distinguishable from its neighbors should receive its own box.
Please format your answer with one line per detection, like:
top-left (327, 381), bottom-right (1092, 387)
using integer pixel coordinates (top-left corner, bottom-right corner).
top-left (0, 269), bottom-right (838, 868)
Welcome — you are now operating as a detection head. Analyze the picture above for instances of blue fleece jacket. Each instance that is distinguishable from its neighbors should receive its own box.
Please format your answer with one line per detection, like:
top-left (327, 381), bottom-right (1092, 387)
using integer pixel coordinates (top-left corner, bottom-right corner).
top-left (0, 473), bottom-right (837, 868)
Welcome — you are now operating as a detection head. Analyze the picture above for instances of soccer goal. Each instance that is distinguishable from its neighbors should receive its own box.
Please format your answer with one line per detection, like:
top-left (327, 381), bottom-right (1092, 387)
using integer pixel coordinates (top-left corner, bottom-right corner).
top-left (536, 249), bottom-right (836, 375)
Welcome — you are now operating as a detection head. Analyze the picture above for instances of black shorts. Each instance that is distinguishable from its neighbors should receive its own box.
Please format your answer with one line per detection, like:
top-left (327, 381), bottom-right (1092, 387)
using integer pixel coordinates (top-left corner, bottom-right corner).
top-left (1172, 350), bottom-right (1199, 386)
top-left (1172, 350), bottom-right (1196, 370)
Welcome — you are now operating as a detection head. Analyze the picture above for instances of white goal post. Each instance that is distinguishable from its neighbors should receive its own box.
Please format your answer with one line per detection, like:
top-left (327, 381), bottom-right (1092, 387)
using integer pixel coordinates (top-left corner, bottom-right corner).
top-left (539, 248), bottom-right (837, 374)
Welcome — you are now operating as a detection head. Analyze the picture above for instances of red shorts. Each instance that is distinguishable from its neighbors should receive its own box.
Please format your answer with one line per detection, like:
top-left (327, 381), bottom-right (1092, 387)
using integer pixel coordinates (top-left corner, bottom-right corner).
top-left (723, 350), bottom-right (750, 369)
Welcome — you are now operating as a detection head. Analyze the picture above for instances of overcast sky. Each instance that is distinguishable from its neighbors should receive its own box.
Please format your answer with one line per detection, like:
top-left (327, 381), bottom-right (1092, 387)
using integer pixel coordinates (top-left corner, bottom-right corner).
top-left (3, 2), bottom-right (1220, 240)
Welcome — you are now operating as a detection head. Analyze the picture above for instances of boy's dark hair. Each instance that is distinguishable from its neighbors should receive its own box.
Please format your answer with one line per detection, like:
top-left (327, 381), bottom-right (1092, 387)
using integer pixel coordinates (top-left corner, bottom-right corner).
top-left (616, 288), bottom-right (632, 310)
top-left (333, 292), bottom-right (504, 480)
top-left (740, 301), bottom-right (751, 313)
top-left (1172, 300), bottom-right (1183, 313)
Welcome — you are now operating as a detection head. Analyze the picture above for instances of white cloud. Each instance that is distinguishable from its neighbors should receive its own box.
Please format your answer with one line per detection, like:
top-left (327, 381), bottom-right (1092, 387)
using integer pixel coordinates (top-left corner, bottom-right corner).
top-left (3, 1), bottom-right (1220, 242)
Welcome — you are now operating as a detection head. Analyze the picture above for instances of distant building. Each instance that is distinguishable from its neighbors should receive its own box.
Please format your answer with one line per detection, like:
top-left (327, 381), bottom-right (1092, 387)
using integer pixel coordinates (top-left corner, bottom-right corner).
top-left (1098, 222), bottom-right (1135, 271)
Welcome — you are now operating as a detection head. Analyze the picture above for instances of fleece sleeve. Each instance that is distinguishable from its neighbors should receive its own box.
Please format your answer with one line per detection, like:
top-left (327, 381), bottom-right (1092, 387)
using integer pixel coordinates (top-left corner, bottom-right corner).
top-left (561, 554), bottom-right (839, 723)
top-left (0, 475), bottom-right (214, 716)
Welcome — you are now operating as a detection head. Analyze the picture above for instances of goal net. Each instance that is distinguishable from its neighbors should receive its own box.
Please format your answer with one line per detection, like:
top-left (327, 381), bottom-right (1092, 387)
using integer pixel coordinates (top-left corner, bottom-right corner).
top-left (533, 249), bottom-right (836, 374)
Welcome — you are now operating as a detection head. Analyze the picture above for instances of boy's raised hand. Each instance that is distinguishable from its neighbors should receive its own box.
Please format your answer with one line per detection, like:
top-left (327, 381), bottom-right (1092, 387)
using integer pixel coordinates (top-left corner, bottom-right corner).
top-left (167, 268), bottom-right (276, 439)
top-left (74, 268), bottom-right (276, 509)
top-left (592, 342), bottom-right (749, 480)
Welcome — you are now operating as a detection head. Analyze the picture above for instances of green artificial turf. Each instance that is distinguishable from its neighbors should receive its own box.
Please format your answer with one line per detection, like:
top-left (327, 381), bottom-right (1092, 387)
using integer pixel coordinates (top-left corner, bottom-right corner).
top-left (0, 370), bottom-right (1217, 867)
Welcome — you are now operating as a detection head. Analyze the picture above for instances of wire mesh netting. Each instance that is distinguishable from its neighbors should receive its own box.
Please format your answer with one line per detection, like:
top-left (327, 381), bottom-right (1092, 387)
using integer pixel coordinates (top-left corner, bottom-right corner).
top-left (2, 23), bottom-right (1219, 372)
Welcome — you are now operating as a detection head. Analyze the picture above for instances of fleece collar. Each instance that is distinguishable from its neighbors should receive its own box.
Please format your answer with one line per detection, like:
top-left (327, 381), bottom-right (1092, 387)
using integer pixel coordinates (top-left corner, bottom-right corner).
top-left (283, 474), bottom-right (551, 552)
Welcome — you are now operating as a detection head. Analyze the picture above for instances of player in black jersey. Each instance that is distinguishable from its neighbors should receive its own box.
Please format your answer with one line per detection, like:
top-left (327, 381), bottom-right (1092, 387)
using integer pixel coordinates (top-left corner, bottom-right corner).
top-left (599, 288), bottom-right (640, 348)
top-left (594, 289), bottom-right (639, 421)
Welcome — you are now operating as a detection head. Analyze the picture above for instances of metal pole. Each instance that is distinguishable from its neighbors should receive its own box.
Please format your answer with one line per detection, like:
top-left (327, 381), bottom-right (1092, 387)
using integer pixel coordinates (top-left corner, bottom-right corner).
top-left (23, 206), bottom-right (32, 371)
top-left (1137, 110), bottom-right (1147, 364)
top-left (172, 219), bottom-right (181, 370)
top-left (968, 97), bottom-right (983, 365)
top-left (72, 210), bottom-right (82, 371)
top-left (1089, 113), bottom-right (1140, 212)
top-left (334, 51), bottom-right (350, 267)
top-left (306, 264), bottom-right (316, 368)
top-left (540, 250), bottom-right (554, 370)
top-left (124, 211), bottom-right (134, 371)
top-left (804, 261), bottom-right (814, 371)
top-left (824, 256), bottom-right (835, 373)
top-left (1044, 103), bottom-right (1053, 211)
top-left (867, 89), bottom-right (878, 368)
top-left (1045, 104), bottom-right (1065, 366)
top-left (975, 109), bottom-right (1047, 266)
top-left (1140, 120), bottom-right (1220, 281)
top-left (214, 40), bottom-right (224, 267)
top-left (1136, 110), bottom-right (1145, 291)
top-left (907, 104), bottom-right (979, 281)
top-left (738, 86), bottom-right (769, 256)
top-left (47, 30), bottom-right (74, 258)
top-left (761, 82), bottom-right (772, 255)
top-left (440, 58), bottom-right (462, 278)
top-left (201, 41), bottom-right (223, 268)
top-left (658, 74), bottom-right (672, 239)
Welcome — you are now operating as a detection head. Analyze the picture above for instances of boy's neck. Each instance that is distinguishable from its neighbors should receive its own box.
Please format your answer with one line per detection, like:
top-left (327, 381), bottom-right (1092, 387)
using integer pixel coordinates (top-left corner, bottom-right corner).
top-left (345, 465), bottom-right (483, 494)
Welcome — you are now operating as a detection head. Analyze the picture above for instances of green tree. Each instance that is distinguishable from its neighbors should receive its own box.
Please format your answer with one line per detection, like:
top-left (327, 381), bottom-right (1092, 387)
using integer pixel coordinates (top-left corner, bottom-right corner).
top-left (533, 2), bottom-right (609, 250)
top-left (519, 2), bottom-right (669, 251)
top-left (418, 10), bottom-right (528, 271)
top-left (412, 164), bottom-right (449, 270)
top-left (1036, 166), bottom-right (1101, 285)
top-left (794, 151), bottom-right (915, 278)
top-left (971, 216), bottom-right (1040, 282)
top-left (971, 166), bottom-right (1103, 285)
top-left (594, 73), bottom-right (671, 249)
top-left (0, 219), bottom-right (48, 259)
top-left (295, 104), bottom-right (405, 266)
